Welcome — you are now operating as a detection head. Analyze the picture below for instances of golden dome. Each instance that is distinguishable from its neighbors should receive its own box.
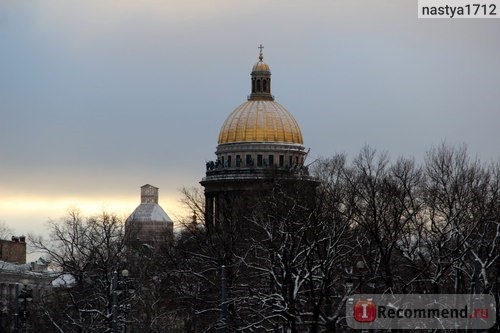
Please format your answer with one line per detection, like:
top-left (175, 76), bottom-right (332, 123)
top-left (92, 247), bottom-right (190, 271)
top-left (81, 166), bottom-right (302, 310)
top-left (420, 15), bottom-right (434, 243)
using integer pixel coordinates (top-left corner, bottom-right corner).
top-left (218, 100), bottom-right (303, 144)
top-left (252, 61), bottom-right (270, 72)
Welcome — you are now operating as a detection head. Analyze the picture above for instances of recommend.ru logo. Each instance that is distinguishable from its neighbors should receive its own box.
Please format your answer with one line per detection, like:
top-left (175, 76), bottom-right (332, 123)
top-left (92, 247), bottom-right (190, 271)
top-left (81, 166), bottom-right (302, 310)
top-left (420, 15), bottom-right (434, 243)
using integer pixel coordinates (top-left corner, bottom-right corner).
top-left (347, 294), bottom-right (496, 330)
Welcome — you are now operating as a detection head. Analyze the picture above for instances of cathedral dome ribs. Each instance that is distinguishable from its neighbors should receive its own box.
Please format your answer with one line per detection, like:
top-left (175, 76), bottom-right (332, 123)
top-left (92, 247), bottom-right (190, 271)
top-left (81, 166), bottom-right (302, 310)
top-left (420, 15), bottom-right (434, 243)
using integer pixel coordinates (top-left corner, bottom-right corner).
top-left (217, 100), bottom-right (303, 145)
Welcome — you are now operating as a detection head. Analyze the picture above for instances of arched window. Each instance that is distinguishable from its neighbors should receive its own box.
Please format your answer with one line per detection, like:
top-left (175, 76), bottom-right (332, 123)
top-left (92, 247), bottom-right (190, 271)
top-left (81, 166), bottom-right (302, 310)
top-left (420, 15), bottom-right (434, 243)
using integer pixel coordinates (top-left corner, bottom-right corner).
top-left (263, 80), bottom-right (267, 92)
top-left (256, 79), bottom-right (261, 92)
top-left (252, 79), bottom-right (256, 93)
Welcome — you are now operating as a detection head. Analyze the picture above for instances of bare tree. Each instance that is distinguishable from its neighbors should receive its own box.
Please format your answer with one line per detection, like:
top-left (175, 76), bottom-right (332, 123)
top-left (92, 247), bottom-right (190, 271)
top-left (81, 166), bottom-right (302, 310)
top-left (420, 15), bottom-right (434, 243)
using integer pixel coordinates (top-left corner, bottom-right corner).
top-left (339, 147), bottom-right (422, 293)
top-left (30, 210), bottom-right (128, 332)
top-left (418, 144), bottom-right (500, 295)
top-left (21, 143), bottom-right (499, 333)
top-left (0, 220), bottom-right (13, 240)
top-left (173, 145), bottom-right (500, 331)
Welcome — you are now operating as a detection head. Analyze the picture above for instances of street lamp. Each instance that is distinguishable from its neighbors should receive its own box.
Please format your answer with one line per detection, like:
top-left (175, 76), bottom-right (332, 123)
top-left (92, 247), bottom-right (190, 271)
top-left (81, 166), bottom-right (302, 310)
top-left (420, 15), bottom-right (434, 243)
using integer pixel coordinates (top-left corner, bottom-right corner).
top-left (219, 265), bottom-right (228, 332)
top-left (354, 262), bottom-right (370, 333)
top-left (356, 260), bottom-right (366, 294)
top-left (345, 278), bottom-right (354, 293)
top-left (119, 269), bottom-right (135, 333)
top-left (121, 269), bottom-right (129, 278)
top-left (112, 269), bottom-right (136, 333)
top-left (16, 279), bottom-right (33, 333)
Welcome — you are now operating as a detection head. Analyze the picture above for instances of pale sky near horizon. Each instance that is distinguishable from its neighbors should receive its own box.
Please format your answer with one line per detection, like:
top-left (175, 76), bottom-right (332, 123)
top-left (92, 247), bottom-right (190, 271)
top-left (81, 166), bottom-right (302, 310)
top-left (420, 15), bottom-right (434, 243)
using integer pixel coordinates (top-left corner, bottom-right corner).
top-left (1, 0), bottom-right (499, 243)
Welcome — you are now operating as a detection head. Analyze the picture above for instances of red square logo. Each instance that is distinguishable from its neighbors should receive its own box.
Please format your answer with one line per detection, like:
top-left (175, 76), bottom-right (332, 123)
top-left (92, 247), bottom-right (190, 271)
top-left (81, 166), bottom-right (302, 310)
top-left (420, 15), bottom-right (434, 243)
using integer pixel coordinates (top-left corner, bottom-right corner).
top-left (354, 300), bottom-right (377, 322)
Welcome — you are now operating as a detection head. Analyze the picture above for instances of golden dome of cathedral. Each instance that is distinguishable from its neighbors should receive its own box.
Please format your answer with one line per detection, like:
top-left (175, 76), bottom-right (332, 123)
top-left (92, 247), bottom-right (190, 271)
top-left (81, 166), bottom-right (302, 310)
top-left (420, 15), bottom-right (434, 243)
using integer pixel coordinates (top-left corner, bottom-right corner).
top-left (218, 46), bottom-right (303, 145)
top-left (218, 100), bottom-right (303, 144)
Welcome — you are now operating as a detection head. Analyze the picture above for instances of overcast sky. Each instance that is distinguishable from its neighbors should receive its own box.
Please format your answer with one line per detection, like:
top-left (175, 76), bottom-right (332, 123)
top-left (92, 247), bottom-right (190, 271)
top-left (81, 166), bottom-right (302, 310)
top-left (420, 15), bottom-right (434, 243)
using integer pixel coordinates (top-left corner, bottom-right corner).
top-left (1, 0), bottom-right (499, 238)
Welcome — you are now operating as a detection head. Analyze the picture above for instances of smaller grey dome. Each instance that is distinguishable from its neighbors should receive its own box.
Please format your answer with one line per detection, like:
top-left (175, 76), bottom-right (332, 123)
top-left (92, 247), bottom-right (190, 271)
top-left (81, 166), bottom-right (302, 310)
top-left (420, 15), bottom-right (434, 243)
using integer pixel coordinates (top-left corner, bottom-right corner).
top-left (126, 203), bottom-right (172, 224)
top-left (125, 184), bottom-right (173, 244)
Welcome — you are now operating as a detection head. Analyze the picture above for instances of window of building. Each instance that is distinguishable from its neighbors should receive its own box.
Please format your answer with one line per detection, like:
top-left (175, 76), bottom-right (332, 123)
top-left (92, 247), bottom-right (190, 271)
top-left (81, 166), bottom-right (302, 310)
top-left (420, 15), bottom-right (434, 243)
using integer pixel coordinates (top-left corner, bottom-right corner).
top-left (227, 155), bottom-right (232, 167)
top-left (289, 156), bottom-right (293, 166)
top-left (269, 155), bottom-right (274, 166)
top-left (236, 155), bottom-right (241, 167)
top-left (296, 156), bottom-right (299, 165)
top-left (246, 154), bottom-right (253, 166)
top-left (257, 154), bottom-right (263, 167)
top-left (221, 156), bottom-right (224, 167)
top-left (279, 155), bottom-right (284, 167)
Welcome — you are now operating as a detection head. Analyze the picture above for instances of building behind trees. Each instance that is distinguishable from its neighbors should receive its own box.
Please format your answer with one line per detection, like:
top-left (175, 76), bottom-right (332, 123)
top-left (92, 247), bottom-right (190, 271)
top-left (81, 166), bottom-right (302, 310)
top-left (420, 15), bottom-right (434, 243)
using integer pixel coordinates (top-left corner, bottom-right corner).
top-left (125, 184), bottom-right (174, 246)
top-left (11, 49), bottom-right (500, 332)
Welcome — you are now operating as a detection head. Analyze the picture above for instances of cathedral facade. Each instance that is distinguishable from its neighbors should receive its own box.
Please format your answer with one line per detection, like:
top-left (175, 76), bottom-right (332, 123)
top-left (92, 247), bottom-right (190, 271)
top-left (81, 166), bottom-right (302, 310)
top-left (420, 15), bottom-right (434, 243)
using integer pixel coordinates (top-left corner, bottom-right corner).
top-left (201, 47), bottom-right (317, 233)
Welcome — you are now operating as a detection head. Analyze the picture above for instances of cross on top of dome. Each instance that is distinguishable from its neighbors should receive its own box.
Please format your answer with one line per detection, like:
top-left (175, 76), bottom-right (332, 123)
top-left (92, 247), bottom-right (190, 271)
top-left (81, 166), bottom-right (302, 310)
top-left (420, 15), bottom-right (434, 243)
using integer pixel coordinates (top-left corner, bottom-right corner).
top-left (250, 44), bottom-right (272, 100)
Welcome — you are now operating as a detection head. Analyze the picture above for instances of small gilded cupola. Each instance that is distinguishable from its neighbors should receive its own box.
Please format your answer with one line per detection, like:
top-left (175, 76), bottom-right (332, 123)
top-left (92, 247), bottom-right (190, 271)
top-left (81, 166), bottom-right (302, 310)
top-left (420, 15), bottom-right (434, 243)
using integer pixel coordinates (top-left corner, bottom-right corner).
top-left (249, 44), bottom-right (273, 101)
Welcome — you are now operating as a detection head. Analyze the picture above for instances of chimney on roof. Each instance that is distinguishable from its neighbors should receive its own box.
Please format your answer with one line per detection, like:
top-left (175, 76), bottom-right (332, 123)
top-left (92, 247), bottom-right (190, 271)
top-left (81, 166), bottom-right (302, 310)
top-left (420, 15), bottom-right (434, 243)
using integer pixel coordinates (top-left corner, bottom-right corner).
top-left (19, 236), bottom-right (26, 243)
top-left (141, 184), bottom-right (159, 204)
